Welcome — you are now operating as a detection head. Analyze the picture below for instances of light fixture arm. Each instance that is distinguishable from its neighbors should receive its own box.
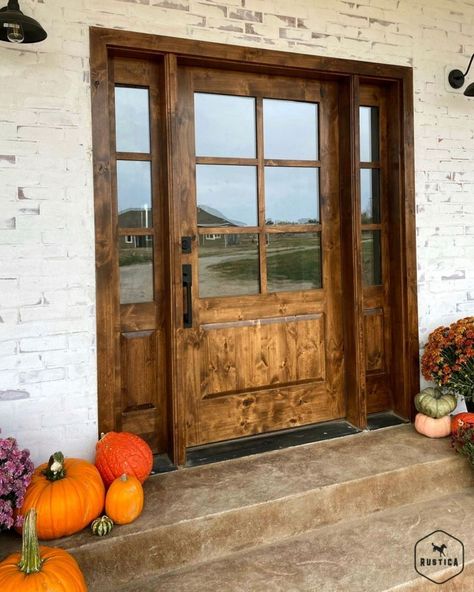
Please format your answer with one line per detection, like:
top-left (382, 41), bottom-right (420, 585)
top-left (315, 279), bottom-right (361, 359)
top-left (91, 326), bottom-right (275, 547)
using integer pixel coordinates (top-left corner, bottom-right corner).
top-left (7, 0), bottom-right (20, 10)
top-left (448, 53), bottom-right (474, 90)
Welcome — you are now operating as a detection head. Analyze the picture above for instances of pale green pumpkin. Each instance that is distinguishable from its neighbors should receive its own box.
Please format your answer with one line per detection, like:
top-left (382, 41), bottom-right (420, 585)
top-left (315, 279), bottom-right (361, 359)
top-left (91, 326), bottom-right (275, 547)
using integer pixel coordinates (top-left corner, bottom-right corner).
top-left (414, 387), bottom-right (457, 418)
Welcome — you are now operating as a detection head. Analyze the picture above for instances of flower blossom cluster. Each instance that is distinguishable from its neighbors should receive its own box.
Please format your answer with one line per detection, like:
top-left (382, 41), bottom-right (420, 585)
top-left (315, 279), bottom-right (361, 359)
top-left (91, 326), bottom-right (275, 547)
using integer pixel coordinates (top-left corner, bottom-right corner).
top-left (421, 317), bottom-right (474, 399)
top-left (0, 437), bottom-right (34, 530)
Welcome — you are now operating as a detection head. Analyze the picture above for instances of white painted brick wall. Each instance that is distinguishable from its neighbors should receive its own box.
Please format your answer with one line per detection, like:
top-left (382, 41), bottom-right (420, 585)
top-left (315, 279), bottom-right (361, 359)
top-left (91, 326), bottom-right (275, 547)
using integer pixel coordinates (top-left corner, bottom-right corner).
top-left (1, 0), bottom-right (473, 464)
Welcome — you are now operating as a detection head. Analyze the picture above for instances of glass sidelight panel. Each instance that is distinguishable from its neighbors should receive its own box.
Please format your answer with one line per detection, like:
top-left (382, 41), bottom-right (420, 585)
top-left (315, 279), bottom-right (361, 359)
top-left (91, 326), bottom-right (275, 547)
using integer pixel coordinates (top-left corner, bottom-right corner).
top-left (362, 230), bottom-right (382, 286)
top-left (119, 235), bottom-right (154, 303)
top-left (196, 165), bottom-right (257, 227)
top-left (117, 160), bottom-right (152, 228)
top-left (198, 233), bottom-right (259, 298)
top-left (265, 167), bottom-right (319, 224)
top-left (267, 232), bottom-right (321, 292)
top-left (360, 168), bottom-right (380, 224)
top-left (194, 93), bottom-right (256, 158)
top-left (359, 106), bottom-right (379, 162)
top-left (115, 87), bottom-right (150, 153)
top-left (263, 99), bottom-right (318, 161)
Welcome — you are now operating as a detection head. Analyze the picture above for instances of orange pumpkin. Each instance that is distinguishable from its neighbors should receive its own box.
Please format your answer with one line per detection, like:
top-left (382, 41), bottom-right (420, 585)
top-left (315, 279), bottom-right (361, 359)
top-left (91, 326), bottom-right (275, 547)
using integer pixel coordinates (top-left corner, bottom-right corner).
top-left (105, 474), bottom-right (144, 525)
top-left (18, 451), bottom-right (105, 540)
top-left (95, 432), bottom-right (152, 487)
top-left (451, 412), bottom-right (474, 436)
top-left (414, 413), bottom-right (451, 438)
top-left (0, 509), bottom-right (87, 592)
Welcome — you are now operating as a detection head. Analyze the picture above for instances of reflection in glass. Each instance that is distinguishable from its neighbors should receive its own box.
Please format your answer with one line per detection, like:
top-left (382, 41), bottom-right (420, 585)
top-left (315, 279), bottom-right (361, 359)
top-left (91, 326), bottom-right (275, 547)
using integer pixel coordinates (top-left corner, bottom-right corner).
top-left (117, 161), bottom-right (152, 228)
top-left (359, 106), bottom-right (379, 162)
top-left (198, 234), bottom-right (259, 298)
top-left (115, 87), bottom-right (150, 153)
top-left (265, 167), bottom-right (319, 224)
top-left (264, 99), bottom-right (318, 160)
top-left (267, 233), bottom-right (321, 292)
top-left (194, 93), bottom-right (256, 158)
top-left (196, 165), bottom-right (257, 227)
top-left (119, 235), bottom-right (154, 303)
top-left (362, 230), bottom-right (382, 286)
top-left (361, 168), bottom-right (380, 224)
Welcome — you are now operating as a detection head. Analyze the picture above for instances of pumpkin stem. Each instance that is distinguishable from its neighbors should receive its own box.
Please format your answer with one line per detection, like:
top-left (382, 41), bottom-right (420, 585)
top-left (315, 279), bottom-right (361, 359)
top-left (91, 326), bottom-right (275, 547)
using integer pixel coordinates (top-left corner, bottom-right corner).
top-left (18, 509), bottom-right (43, 574)
top-left (42, 451), bottom-right (66, 481)
top-left (120, 473), bottom-right (128, 482)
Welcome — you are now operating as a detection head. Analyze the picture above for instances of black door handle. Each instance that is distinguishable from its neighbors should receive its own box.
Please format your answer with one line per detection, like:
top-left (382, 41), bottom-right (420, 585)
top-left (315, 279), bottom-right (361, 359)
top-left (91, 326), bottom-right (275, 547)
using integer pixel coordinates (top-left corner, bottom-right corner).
top-left (182, 264), bottom-right (193, 328)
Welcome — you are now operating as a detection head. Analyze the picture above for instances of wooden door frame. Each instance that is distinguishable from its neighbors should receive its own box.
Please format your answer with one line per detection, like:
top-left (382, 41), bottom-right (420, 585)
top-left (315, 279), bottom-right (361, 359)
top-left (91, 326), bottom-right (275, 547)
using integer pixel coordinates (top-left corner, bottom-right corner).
top-left (90, 26), bottom-right (419, 466)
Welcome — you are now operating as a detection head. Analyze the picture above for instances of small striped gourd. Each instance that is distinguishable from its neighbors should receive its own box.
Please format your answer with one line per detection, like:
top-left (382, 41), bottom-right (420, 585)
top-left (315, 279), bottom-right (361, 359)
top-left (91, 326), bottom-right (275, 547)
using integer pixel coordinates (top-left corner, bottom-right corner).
top-left (91, 515), bottom-right (114, 537)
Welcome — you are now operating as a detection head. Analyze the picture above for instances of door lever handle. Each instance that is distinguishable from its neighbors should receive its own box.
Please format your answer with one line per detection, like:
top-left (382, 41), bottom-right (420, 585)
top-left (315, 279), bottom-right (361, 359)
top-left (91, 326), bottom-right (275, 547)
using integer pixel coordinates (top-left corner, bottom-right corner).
top-left (182, 264), bottom-right (193, 328)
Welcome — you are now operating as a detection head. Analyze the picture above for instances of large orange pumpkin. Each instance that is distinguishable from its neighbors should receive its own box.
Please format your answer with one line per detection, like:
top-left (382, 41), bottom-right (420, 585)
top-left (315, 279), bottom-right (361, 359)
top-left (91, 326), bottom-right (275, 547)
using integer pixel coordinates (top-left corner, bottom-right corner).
top-left (18, 451), bottom-right (105, 540)
top-left (105, 474), bottom-right (144, 525)
top-left (0, 509), bottom-right (87, 592)
top-left (95, 432), bottom-right (152, 487)
top-left (414, 413), bottom-right (451, 438)
top-left (451, 412), bottom-right (474, 436)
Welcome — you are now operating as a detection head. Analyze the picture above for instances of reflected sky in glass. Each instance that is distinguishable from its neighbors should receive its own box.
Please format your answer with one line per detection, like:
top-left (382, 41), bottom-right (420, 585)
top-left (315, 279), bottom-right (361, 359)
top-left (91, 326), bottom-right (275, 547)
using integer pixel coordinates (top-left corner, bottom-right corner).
top-left (115, 87), bottom-right (150, 153)
top-left (361, 168), bottom-right (380, 224)
top-left (196, 165), bottom-right (257, 227)
top-left (194, 93), bottom-right (256, 158)
top-left (117, 160), bottom-right (152, 227)
top-left (360, 106), bottom-right (379, 162)
top-left (265, 167), bottom-right (319, 224)
top-left (264, 99), bottom-right (318, 160)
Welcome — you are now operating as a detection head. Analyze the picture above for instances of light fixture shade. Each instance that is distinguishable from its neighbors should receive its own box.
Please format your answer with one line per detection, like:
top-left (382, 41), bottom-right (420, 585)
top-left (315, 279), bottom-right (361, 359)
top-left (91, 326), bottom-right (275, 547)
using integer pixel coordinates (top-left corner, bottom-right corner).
top-left (464, 83), bottom-right (474, 97)
top-left (0, 0), bottom-right (47, 43)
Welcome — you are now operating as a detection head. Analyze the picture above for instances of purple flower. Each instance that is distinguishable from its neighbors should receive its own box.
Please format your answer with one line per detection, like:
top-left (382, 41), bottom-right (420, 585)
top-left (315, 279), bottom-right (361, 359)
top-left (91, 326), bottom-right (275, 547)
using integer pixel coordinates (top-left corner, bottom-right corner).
top-left (0, 437), bottom-right (34, 530)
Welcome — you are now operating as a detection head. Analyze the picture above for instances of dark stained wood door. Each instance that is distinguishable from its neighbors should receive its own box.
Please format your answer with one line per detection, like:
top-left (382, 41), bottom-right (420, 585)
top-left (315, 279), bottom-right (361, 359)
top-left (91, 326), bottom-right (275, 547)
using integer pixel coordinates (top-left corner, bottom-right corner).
top-left (175, 68), bottom-right (346, 447)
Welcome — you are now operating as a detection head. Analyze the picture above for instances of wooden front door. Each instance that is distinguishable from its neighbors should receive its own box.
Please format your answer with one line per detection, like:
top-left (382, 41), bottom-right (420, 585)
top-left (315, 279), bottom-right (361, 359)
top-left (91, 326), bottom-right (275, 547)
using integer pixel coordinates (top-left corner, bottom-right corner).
top-left (92, 29), bottom-right (419, 467)
top-left (175, 68), bottom-right (345, 447)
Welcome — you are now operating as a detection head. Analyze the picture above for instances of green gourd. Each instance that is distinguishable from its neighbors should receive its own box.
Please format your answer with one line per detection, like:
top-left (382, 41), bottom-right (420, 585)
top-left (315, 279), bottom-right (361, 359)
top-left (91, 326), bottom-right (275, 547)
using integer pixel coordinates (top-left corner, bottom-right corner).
top-left (91, 515), bottom-right (114, 537)
top-left (414, 387), bottom-right (457, 419)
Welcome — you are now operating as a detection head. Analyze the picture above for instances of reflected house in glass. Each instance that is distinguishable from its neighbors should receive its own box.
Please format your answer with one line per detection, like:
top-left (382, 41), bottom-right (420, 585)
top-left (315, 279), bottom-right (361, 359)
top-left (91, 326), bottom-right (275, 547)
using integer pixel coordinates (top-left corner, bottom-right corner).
top-left (119, 207), bottom-right (152, 250)
top-left (198, 205), bottom-right (244, 247)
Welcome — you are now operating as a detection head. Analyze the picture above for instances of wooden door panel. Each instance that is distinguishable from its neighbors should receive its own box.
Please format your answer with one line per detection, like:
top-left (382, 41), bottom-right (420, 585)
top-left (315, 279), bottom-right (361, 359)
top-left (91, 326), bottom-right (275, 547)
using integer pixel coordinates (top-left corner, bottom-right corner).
top-left (199, 313), bottom-right (326, 397)
top-left (177, 67), bottom-right (345, 448)
top-left (189, 382), bottom-right (343, 447)
top-left (363, 309), bottom-right (385, 373)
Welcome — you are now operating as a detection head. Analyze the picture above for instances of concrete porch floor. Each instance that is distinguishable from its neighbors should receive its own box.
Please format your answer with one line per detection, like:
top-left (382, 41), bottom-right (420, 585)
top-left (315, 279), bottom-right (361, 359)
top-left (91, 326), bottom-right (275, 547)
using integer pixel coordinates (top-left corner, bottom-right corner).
top-left (1, 424), bottom-right (473, 590)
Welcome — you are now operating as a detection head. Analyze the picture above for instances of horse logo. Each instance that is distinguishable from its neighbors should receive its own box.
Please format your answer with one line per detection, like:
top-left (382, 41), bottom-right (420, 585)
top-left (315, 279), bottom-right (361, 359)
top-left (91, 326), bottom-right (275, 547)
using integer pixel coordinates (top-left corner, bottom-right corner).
top-left (432, 542), bottom-right (447, 558)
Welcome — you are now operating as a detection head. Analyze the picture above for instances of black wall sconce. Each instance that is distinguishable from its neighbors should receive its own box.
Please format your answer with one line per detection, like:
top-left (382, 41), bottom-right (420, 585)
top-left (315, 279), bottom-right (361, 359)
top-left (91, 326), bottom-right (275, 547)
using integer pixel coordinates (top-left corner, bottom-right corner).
top-left (0, 0), bottom-right (47, 43)
top-left (448, 53), bottom-right (474, 97)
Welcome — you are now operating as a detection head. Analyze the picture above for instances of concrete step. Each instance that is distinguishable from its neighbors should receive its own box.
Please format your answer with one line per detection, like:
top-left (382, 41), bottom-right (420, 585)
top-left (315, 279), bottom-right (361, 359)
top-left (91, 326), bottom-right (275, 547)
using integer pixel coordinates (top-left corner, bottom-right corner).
top-left (113, 488), bottom-right (474, 592)
top-left (0, 425), bottom-right (472, 591)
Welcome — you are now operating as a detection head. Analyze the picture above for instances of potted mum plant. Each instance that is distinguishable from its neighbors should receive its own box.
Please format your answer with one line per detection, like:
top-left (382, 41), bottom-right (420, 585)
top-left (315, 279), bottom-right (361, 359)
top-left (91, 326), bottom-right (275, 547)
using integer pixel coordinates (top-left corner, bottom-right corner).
top-left (0, 437), bottom-right (34, 531)
top-left (421, 316), bottom-right (474, 412)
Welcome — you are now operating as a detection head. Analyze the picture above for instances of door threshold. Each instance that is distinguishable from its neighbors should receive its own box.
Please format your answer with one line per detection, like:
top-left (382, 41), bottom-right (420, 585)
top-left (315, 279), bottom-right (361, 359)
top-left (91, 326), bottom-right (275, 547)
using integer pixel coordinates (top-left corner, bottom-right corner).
top-left (185, 420), bottom-right (360, 468)
top-left (152, 413), bottom-right (409, 471)
top-left (367, 411), bottom-right (409, 431)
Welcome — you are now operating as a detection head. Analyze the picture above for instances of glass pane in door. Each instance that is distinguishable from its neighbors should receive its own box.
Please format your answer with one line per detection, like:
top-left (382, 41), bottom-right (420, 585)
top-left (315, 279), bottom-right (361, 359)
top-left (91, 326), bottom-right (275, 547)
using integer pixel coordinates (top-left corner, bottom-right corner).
top-left (196, 165), bottom-right (258, 227)
top-left (119, 235), bottom-right (154, 303)
top-left (267, 232), bottom-right (322, 292)
top-left (198, 234), bottom-right (260, 297)
top-left (265, 167), bottom-right (319, 224)
top-left (263, 99), bottom-right (318, 160)
top-left (194, 93), bottom-right (256, 158)
top-left (115, 87), bottom-right (150, 153)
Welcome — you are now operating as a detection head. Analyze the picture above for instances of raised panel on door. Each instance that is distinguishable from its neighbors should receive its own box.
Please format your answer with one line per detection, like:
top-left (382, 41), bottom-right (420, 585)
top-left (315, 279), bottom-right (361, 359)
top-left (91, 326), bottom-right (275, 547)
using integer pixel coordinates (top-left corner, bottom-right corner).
top-left (177, 67), bottom-right (345, 448)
